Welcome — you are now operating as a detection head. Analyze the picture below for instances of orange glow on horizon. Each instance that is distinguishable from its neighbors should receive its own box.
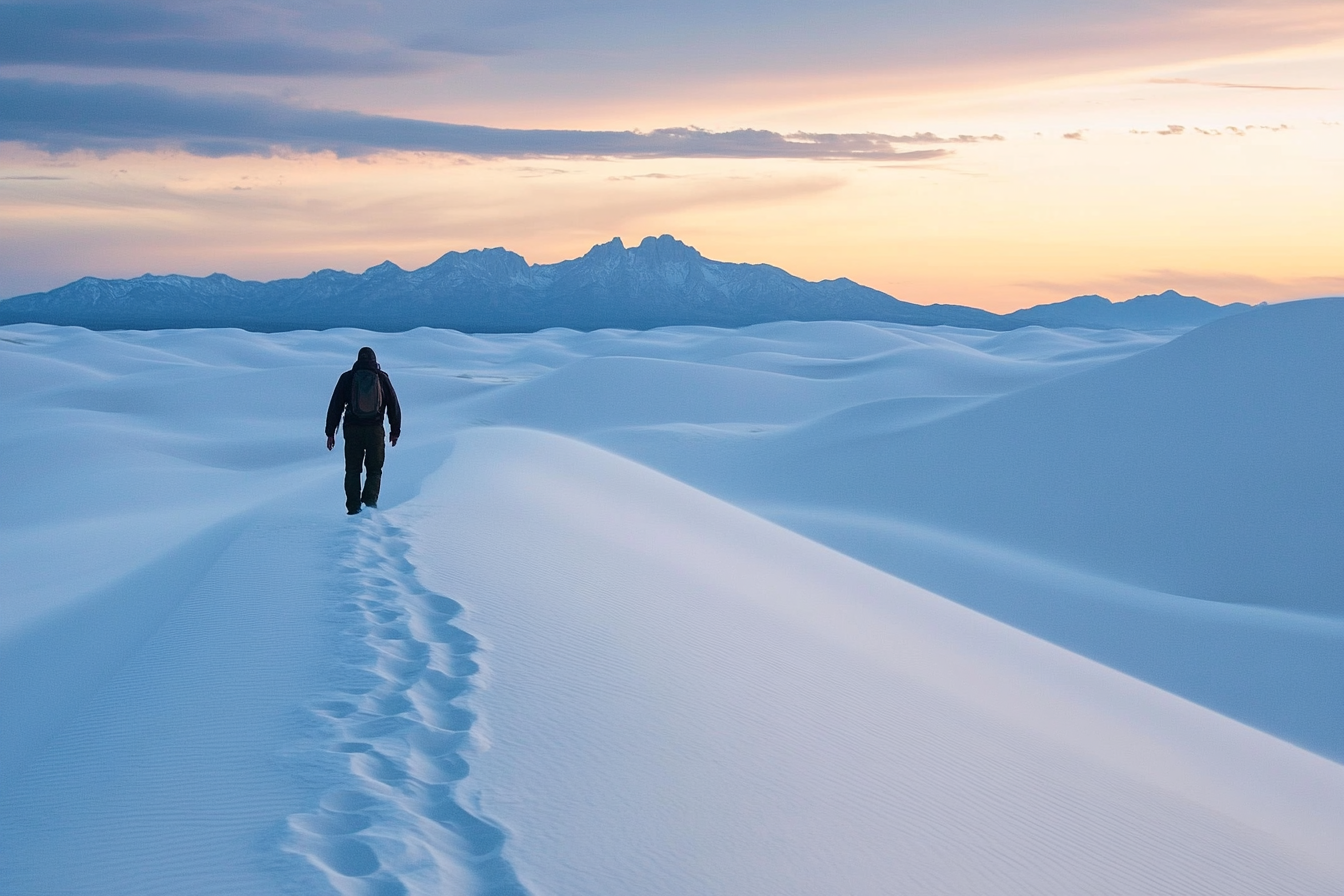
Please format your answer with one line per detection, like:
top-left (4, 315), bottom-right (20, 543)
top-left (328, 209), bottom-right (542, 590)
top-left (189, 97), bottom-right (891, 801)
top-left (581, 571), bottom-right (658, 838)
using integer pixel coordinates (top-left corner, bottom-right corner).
top-left (1, 24), bottom-right (1341, 312)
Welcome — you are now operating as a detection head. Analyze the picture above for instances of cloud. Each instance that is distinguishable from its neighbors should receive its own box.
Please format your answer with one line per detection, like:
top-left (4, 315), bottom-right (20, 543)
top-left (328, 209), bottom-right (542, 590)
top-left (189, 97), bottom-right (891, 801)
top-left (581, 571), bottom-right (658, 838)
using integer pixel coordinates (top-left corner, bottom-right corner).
top-left (1150, 77), bottom-right (1329, 92)
top-left (0, 79), bottom-right (968, 160)
top-left (880, 132), bottom-right (1004, 144)
top-left (607, 173), bottom-right (687, 181)
top-left (1129, 123), bottom-right (1290, 136)
top-left (404, 30), bottom-right (521, 57)
top-left (0, 1), bottom-right (410, 75)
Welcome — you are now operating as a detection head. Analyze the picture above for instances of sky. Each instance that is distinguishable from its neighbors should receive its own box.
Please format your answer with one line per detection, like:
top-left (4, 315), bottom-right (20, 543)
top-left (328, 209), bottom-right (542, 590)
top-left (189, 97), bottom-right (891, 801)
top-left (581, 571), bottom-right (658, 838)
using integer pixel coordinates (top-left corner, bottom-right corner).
top-left (0, 0), bottom-right (1341, 311)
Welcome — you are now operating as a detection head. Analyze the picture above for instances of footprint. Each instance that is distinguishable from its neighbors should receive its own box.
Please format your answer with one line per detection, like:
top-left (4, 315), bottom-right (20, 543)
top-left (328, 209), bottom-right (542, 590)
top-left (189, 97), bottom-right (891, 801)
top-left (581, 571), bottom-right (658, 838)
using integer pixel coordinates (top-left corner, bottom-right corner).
top-left (289, 811), bottom-right (372, 837)
top-left (309, 836), bottom-right (381, 877)
top-left (284, 518), bottom-right (526, 896)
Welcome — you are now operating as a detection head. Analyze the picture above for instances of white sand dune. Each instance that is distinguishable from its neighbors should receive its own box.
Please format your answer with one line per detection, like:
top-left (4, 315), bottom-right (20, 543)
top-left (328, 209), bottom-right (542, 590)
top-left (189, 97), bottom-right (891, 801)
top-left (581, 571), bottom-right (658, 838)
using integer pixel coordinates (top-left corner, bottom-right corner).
top-left (1, 310), bottom-right (1340, 894)
top-left (398, 427), bottom-right (1344, 896)
top-left (570, 303), bottom-right (1344, 758)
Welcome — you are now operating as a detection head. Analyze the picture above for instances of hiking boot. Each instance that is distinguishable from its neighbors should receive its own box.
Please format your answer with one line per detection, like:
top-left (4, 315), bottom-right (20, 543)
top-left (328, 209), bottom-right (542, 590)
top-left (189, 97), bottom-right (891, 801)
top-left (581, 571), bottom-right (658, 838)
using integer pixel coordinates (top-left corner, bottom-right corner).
top-left (347, 507), bottom-right (361, 515)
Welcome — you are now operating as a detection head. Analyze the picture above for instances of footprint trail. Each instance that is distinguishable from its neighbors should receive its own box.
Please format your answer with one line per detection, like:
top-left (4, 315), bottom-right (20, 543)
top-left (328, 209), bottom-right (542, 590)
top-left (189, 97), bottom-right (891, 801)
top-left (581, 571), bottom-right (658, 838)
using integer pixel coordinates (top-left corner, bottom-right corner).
top-left (286, 515), bottom-right (528, 896)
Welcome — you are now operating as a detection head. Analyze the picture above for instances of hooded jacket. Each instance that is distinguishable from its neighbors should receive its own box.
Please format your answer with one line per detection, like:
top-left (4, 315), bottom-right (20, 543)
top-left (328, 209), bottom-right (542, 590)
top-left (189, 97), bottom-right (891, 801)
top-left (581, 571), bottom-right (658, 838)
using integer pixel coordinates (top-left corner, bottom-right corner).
top-left (326, 352), bottom-right (401, 439)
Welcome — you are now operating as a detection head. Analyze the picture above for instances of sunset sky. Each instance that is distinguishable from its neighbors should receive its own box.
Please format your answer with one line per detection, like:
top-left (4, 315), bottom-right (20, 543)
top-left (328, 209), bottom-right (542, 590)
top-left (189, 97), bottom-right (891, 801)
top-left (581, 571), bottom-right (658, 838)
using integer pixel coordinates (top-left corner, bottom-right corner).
top-left (1, 0), bottom-right (1341, 311)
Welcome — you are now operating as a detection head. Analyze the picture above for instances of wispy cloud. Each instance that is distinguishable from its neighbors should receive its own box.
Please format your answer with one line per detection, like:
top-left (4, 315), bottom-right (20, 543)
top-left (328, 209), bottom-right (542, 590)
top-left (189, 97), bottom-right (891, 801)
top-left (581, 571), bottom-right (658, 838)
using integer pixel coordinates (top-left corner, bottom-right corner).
top-left (0, 79), bottom-right (977, 160)
top-left (883, 132), bottom-right (1004, 144)
top-left (1125, 124), bottom-right (1187, 136)
top-left (404, 30), bottom-right (521, 57)
top-left (607, 173), bottom-right (688, 181)
top-left (1128, 123), bottom-right (1290, 136)
top-left (1150, 77), bottom-right (1330, 92)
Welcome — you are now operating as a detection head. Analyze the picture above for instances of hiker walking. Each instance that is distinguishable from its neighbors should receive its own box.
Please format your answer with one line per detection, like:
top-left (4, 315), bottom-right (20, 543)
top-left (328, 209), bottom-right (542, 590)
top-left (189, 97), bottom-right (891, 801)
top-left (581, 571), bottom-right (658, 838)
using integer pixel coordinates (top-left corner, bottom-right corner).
top-left (326, 346), bottom-right (401, 515)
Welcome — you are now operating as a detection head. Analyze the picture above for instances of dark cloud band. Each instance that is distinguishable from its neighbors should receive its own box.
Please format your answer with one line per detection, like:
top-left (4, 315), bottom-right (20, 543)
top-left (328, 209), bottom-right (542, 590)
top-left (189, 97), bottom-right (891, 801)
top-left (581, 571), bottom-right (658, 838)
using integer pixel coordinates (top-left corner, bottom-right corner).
top-left (0, 79), bottom-right (973, 160)
top-left (0, 2), bottom-right (407, 75)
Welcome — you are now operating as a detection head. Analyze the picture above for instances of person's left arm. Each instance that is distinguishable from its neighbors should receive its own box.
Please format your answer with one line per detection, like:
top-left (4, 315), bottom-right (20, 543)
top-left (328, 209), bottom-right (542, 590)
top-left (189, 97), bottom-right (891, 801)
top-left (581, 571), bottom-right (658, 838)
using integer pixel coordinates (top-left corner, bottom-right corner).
top-left (382, 372), bottom-right (402, 446)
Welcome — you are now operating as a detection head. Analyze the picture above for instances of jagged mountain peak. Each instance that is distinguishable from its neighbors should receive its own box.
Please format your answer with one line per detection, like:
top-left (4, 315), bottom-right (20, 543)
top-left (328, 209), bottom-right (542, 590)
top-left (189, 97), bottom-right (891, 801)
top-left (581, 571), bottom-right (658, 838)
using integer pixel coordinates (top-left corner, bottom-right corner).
top-left (572, 235), bottom-right (704, 266)
top-left (425, 246), bottom-right (523, 266)
top-left (0, 236), bottom-right (1263, 334)
top-left (579, 237), bottom-right (627, 261)
top-left (632, 234), bottom-right (702, 259)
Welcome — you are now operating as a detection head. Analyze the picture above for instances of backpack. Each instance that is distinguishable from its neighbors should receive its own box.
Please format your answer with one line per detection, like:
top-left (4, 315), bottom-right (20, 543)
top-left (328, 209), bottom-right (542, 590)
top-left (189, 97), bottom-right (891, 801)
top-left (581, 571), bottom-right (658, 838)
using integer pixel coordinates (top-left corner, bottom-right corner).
top-left (348, 369), bottom-right (383, 424)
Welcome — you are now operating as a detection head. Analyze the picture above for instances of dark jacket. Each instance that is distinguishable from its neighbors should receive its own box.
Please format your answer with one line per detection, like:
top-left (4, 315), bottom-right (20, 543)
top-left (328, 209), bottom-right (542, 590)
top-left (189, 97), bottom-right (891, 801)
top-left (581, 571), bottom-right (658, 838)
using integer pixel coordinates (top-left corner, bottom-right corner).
top-left (326, 358), bottom-right (401, 439)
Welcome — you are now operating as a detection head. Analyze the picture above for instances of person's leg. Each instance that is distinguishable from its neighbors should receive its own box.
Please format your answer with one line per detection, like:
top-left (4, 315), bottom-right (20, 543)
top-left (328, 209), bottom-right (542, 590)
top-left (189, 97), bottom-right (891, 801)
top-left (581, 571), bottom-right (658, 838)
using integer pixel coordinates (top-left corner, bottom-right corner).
top-left (343, 432), bottom-right (364, 514)
top-left (360, 427), bottom-right (386, 507)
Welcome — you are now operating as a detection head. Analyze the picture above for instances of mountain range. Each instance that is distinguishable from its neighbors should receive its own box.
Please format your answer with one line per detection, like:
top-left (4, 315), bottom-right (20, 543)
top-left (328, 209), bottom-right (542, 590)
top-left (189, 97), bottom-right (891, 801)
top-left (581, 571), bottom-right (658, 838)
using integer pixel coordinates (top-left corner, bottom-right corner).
top-left (0, 234), bottom-right (1253, 333)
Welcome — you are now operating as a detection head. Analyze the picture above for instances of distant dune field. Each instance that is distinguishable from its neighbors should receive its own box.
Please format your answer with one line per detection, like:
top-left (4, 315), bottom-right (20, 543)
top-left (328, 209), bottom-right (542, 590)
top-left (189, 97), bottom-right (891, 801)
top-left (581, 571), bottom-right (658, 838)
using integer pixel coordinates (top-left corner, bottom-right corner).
top-left (2, 300), bottom-right (1341, 895)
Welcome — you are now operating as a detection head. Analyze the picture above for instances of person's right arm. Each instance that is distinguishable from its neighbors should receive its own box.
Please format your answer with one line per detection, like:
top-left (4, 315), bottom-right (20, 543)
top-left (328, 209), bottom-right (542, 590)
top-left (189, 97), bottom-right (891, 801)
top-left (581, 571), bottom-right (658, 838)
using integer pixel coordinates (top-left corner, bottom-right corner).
top-left (325, 372), bottom-right (350, 448)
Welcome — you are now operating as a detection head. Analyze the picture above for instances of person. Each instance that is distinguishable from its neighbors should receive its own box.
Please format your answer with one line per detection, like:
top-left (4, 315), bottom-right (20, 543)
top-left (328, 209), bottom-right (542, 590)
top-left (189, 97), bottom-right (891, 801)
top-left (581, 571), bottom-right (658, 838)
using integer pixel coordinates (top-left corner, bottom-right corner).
top-left (326, 346), bottom-right (401, 514)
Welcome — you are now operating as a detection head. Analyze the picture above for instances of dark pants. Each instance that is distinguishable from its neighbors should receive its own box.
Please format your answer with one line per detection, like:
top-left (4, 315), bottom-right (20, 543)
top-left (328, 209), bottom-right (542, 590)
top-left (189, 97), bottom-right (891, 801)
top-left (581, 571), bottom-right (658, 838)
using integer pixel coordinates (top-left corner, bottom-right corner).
top-left (343, 424), bottom-right (385, 512)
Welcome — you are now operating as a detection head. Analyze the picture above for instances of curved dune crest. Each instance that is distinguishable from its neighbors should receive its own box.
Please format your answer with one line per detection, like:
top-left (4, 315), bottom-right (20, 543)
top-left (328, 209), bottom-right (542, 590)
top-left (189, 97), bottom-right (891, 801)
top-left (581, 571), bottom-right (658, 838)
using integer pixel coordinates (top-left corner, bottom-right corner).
top-left (396, 427), bottom-right (1344, 896)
